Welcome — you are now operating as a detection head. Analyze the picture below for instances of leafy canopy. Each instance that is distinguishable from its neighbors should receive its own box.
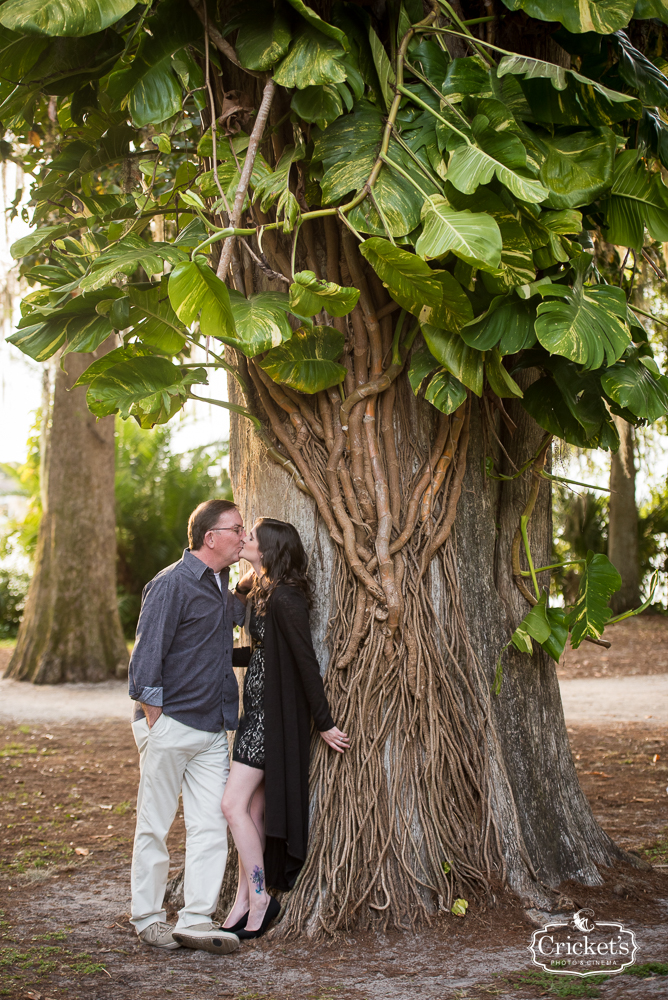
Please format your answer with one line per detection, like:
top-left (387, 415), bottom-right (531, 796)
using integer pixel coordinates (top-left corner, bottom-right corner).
top-left (4, 0), bottom-right (668, 443)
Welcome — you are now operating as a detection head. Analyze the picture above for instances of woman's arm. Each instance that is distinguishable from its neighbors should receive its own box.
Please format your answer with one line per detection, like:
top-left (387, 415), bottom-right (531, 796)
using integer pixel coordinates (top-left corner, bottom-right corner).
top-left (234, 569), bottom-right (255, 605)
top-left (272, 588), bottom-right (349, 752)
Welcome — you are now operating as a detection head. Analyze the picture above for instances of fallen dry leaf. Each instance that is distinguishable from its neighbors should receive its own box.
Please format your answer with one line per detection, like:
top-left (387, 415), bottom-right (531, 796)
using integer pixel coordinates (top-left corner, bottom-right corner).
top-left (74, 847), bottom-right (89, 856)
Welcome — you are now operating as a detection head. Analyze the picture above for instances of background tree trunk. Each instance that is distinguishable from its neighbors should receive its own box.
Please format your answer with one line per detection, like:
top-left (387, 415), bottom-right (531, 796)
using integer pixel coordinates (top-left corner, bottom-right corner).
top-left (608, 417), bottom-right (640, 615)
top-left (5, 339), bottom-right (128, 683)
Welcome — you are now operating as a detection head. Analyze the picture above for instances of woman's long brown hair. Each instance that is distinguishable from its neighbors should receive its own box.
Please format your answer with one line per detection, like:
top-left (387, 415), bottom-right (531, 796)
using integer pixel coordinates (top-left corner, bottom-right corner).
top-left (250, 517), bottom-right (313, 613)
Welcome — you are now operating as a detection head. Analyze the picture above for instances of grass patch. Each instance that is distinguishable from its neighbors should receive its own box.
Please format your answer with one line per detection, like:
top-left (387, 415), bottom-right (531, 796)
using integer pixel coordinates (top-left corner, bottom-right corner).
top-left (113, 800), bottom-right (133, 815)
top-left (69, 953), bottom-right (107, 974)
top-left (623, 962), bottom-right (668, 977)
top-left (0, 841), bottom-right (74, 874)
top-left (503, 971), bottom-right (609, 997)
top-left (643, 828), bottom-right (668, 865)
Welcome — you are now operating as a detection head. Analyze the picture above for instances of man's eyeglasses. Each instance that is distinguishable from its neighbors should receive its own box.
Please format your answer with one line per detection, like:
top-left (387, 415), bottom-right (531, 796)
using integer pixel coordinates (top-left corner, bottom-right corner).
top-left (209, 525), bottom-right (245, 536)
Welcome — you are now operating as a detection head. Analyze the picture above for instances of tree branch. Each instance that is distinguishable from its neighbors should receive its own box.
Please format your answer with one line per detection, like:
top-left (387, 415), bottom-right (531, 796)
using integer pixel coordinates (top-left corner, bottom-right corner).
top-left (217, 78), bottom-right (276, 280)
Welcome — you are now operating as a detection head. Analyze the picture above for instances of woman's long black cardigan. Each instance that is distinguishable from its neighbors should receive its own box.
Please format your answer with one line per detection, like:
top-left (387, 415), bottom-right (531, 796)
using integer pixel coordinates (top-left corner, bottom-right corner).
top-left (235, 583), bottom-right (335, 891)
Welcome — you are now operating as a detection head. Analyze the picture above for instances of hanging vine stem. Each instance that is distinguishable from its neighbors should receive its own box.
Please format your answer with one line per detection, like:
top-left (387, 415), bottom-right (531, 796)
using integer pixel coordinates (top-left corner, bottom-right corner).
top-left (217, 77), bottom-right (276, 281)
top-left (511, 436), bottom-right (552, 607)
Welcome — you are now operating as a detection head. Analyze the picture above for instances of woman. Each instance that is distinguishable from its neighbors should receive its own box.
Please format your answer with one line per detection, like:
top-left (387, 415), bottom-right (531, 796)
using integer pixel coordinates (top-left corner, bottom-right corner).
top-left (221, 517), bottom-right (349, 939)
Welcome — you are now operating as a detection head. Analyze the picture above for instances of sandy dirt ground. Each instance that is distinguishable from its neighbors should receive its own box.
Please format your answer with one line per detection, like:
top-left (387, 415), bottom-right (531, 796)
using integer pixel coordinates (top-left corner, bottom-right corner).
top-left (1, 618), bottom-right (667, 1000)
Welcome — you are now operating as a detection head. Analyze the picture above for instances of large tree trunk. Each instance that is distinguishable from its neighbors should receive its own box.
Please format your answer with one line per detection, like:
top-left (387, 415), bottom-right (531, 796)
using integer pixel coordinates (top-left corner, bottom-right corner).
top-left (5, 340), bottom-right (128, 683)
top-left (227, 360), bottom-right (641, 934)
top-left (608, 416), bottom-right (640, 614)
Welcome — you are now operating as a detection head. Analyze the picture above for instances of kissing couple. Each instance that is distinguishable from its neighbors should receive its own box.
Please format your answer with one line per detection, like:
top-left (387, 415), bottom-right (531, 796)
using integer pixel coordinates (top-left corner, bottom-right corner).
top-left (127, 499), bottom-right (349, 953)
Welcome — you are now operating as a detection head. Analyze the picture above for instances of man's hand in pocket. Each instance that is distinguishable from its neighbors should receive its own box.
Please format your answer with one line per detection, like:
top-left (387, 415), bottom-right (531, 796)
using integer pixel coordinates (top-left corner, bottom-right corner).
top-left (141, 704), bottom-right (163, 729)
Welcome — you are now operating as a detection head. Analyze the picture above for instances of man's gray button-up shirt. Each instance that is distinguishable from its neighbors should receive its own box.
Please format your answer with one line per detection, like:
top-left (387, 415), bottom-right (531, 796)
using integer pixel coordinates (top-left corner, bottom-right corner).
top-left (128, 549), bottom-right (246, 733)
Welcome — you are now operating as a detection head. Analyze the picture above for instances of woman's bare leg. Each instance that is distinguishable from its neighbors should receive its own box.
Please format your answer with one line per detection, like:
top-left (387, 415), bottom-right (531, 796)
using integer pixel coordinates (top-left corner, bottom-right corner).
top-left (221, 762), bottom-right (269, 931)
top-left (222, 778), bottom-right (265, 928)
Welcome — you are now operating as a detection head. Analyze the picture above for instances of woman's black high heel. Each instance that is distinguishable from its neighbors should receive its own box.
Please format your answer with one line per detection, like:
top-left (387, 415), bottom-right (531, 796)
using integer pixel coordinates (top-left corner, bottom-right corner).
top-left (236, 896), bottom-right (280, 939)
top-left (224, 910), bottom-right (249, 933)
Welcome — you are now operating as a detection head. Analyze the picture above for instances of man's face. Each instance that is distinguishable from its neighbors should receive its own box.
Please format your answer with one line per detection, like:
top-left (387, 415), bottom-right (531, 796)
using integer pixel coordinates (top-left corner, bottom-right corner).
top-left (205, 509), bottom-right (246, 570)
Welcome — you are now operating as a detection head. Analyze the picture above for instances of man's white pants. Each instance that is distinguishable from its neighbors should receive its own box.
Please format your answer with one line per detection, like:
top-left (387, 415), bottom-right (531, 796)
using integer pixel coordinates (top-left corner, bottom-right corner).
top-left (130, 713), bottom-right (229, 932)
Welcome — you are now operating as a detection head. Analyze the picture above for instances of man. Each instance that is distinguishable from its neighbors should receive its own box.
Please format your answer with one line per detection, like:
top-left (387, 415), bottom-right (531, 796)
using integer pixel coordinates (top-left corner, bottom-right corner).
top-left (128, 498), bottom-right (247, 954)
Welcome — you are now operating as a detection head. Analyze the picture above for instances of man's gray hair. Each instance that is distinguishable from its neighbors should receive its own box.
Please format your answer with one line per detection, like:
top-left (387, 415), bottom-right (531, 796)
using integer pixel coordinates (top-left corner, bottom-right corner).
top-left (188, 499), bottom-right (239, 550)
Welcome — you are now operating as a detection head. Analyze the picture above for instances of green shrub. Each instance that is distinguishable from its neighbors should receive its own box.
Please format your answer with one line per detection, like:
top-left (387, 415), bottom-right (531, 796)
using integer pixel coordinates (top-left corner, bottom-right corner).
top-left (0, 570), bottom-right (29, 638)
top-left (115, 419), bottom-right (232, 635)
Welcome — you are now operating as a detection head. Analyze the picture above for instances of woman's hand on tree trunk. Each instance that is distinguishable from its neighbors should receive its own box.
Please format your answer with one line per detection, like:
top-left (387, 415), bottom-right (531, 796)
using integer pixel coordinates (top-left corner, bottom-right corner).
top-left (320, 726), bottom-right (350, 753)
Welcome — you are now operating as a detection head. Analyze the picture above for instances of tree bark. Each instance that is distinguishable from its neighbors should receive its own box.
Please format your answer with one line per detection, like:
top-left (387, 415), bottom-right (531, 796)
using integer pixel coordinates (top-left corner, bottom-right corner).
top-left (458, 387), bottom-right (634, 909)
top-left (225, 363), bottom-right (642, 932)
top-left (5, 340), bottom-right (128, 683)
top-left (608, 416), bottom-right (640, 615)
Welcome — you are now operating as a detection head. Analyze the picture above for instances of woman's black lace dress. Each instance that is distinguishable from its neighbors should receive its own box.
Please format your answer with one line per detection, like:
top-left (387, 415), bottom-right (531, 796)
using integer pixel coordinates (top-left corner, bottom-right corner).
top-left (232, 605), bottom-right (265, 769)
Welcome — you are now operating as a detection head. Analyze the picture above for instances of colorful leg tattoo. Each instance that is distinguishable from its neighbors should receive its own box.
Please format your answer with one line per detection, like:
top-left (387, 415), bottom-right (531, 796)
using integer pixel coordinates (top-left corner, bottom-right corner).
top-left (250, 865), bottom-right (265, 894)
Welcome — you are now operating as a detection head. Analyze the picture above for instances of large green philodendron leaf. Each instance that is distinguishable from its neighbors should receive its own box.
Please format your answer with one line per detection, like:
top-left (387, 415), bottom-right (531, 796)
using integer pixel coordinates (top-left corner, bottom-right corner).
top-left (289, 270), bottom-right (360, 317)
top-left (313, 101), bottom-right (439, 236)
top-left (259, 326), bottom-right (347, 393)
top-left (72, 345), bottom-right (158, 387)
top-left (127, 57), bottom-right (183, 128)
top-left (228, 290), bottom-right (293, 357)
top-left (408, 343), bottom-right (439, 393)
top-left (446, 134), bottom-right (548, 204)
top-left (368, 24), bottom-right (396, 112)
top-left (522, 370), bottom-right (620, 450)
top-left (543, 607), bottom-right (569, 662)
top-left (291, 84), bottom-right (344, 129)
top-left (0, 0), bottom-right (136, 36)
top-left (8, 289), bottom-right (118, 361)
top-left (485, 348), bottom-right (524, 398)
top-left (10, 224), bottom-right (72, 259)
top-left (421, 272), bottom-right (474, 331)
top-left (603, 150), bottom-right (668, 250)
top-left (535, 283), bottom-right (630, 370)
top-left (252, 144), bottom-right (304, 231)
top-left (567, 551), bottom-right (622, 648)
top-left (86, 356), bottom-right (206, 423)
top-left (613, 31), bottom-right (668, 107)
top-left (601, 356), bottom-right (668, 421)
top-left (126, 282), bottom-right (187, 356)
top-left (106, 0), bottom-right (200, 126)
top-left (421, 324), bottom-right (484, 396)
top-left (80, 236), bottom-right (186, 292)
top-left (461, 298), bottom-right (536, 354)
top-left (9, 312), bottom-right (111, 362)
top-left (409, 343), bottom-right (468, 413)
top-left (284, 0), bottom-right (348, 47)
top-left (273, 23), bottom-right (347, 89)
top-left (511, 593), bottom-right (551, 656)
top-left (424, 368), bottom-right (468, 414)
top-left (500, 0), bottom-right (635, 34)
top-left (415, 196), bottom-right (502, 271)
top-left (443, 183), bottom-right (535, 290)
top-left (538, 129), bottom-right (616, 209)
top-left (233, 1), bottom-right (292, 71)
top-left (359, 239), bottom-right (443, 316)
top-left (497, 50), bottom-right (641, 116)
top-left (634, 0), bottom-right (668, 24)
top-left (168, 258), bottom-right (237, 343)
top-left (360, 240), bottom-right (472, 331)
